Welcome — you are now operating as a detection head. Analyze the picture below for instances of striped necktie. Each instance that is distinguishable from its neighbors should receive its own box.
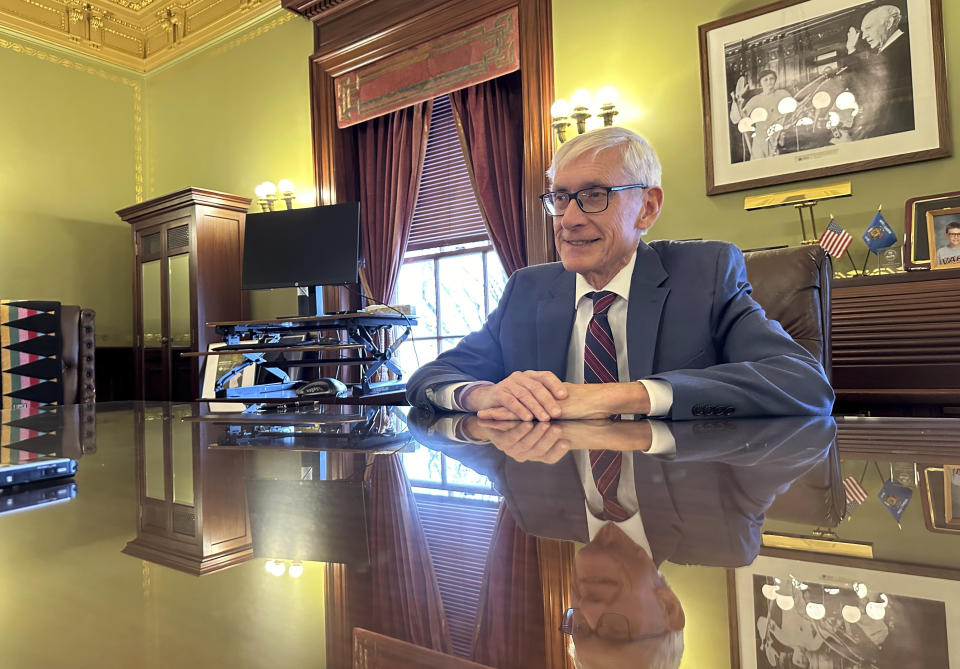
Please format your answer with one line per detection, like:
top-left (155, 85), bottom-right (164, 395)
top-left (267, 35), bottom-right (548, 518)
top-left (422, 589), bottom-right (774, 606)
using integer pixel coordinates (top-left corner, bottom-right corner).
top-left (583, 290), bottom-right (618, 384)
top-left (584, 291), bottom-right (628, 521)
top-left (590, 449), bottom-right (629, 521)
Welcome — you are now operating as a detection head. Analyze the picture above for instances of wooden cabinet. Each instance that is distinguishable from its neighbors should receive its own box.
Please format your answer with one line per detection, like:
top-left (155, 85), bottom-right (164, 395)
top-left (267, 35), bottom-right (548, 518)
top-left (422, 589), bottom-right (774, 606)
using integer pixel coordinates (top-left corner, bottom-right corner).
top-left (831, 267), bottom-right (960, 414)
top-left (118, 188), bottom-right (251, 401)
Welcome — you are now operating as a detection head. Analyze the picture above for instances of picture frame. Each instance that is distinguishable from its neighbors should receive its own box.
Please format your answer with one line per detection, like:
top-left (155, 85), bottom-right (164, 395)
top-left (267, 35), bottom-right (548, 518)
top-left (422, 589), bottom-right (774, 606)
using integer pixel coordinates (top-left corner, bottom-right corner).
top-left (201, 341), bottom-right (257, 412)
top-left (729, 552), bottom-right (960, 668)
top-left (904, 191), bottom-right (960, 269)
top-left (698, 0), bottom-right (950, 195)
top-left (927, 207), bottom-right (960, 270)
top-left (919, 465), bottom-right (960, 533)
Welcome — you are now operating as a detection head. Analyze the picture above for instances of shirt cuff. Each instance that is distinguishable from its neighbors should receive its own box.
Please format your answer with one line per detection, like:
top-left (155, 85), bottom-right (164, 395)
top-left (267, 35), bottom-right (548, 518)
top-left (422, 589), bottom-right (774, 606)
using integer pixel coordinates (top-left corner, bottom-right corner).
top-left (425, 381), bottom-right (492, 411)
top-left (639, 379), bottom-right (673, 417)
top-left (645, 420), bottom-right (677, 456)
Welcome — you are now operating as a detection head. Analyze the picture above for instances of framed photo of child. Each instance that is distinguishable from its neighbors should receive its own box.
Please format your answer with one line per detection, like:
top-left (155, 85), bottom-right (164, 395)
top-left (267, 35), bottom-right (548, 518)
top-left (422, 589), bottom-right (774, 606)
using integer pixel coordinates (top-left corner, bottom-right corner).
top-left (926, 207), bottom-right (960, 269)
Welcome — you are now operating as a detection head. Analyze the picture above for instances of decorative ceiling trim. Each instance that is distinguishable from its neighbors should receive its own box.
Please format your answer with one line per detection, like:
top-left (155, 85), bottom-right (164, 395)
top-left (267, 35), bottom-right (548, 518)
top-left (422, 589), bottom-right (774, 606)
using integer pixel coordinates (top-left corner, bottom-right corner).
top-left (0, 29), bottom-right (143, 202)
top-left (0, 0), bottom-right (282, 71)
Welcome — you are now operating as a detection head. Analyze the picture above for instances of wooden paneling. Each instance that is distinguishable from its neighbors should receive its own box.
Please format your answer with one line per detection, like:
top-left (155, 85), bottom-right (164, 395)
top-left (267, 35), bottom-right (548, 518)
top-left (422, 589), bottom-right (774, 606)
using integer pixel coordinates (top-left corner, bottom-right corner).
top-left (299, 0), bottom-right (555, 266)
top-left (831, 268), bottom-right (960, 408)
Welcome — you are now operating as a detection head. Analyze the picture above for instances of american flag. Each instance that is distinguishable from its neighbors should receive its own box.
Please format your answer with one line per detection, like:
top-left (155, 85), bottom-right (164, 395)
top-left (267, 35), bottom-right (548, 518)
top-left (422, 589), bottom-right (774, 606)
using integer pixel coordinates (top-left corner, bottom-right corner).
top-left (843, 474), bottom-right (868, 509)
top-left (819, 218), bottom-right (853, 258)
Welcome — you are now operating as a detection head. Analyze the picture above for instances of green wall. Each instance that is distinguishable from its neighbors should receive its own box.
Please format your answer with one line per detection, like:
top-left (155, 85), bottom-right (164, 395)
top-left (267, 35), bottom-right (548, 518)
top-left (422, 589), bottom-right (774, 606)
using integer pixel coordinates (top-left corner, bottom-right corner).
top-left (0, 10), bottom-right (312, 345)
top-left (0, 30), bottom-right (136, 345)
top-left (144, 10), bottom-right (314, 319)
top-left (553, 0), bottom-right (960, 260)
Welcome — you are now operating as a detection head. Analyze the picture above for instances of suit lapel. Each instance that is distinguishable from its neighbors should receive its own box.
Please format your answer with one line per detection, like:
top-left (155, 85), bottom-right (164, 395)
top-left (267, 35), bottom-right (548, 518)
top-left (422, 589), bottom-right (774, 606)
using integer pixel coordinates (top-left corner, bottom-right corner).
top-left (537, 269), bottom-right (576, 378)
top-left (627, 244), bottom-right (670, 379)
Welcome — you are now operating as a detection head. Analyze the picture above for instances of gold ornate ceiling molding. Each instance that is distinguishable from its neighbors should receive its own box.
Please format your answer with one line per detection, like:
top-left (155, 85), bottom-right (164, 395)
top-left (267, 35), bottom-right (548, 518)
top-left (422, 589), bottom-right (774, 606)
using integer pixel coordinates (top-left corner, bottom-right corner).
top-left (0, 0), bottom-right (282, 71)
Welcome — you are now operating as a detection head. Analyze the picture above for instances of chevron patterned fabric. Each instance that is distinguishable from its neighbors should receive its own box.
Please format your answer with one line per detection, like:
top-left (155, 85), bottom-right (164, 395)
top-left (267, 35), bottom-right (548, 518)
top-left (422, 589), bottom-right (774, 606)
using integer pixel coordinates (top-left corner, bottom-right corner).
top-left (1, 300), bottom-right (63, 412)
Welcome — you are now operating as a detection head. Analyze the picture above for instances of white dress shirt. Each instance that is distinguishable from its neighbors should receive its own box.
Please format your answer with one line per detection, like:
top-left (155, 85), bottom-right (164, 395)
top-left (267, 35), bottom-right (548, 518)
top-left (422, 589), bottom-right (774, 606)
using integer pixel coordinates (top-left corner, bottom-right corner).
top-left (574, 449), bottom-right (651, 547)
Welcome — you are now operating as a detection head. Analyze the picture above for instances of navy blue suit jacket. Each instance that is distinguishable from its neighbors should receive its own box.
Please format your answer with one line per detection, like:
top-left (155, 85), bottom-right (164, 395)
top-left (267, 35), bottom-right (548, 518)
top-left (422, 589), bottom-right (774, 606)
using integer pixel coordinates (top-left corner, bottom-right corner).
top-left (407, 240), bottom-right (833, 418)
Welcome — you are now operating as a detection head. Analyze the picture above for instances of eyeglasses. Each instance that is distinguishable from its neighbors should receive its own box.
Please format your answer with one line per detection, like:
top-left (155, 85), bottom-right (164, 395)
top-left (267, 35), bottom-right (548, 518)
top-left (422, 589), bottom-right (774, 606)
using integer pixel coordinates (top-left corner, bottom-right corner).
top-left (559, 608), bottom-right (668, 643)
top-left (539, 185), bottom-right (648, 216)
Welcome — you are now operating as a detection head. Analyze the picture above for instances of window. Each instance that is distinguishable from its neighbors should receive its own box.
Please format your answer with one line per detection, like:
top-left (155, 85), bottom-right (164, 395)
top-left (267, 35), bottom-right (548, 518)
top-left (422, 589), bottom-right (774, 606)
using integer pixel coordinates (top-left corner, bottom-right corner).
top-left (396, 94), bottom-right (508, 373)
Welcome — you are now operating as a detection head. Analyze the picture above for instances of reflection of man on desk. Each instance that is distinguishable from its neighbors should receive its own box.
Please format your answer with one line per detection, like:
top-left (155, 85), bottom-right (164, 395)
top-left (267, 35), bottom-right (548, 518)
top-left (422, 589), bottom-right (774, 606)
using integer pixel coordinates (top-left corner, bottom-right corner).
top-left (407, 127), bottom-right (833, 421)
top-left (844, 4), bottom-right (914, 139)
top-left (409, 412), bottom-right (836, 668)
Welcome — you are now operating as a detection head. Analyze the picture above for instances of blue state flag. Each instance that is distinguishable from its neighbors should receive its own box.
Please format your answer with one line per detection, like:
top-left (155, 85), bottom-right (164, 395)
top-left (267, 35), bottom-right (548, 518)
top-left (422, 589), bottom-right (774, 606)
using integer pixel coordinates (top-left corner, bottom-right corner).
top-left (878, 479), bottom-right (912, 523)
top-left (862, 210), bottom-right (897, 253)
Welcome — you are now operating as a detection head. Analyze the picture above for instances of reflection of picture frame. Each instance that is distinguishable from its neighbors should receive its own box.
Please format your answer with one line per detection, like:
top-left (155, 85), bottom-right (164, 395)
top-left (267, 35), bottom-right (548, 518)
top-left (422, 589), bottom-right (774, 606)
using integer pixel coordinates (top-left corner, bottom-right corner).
top-left (729, 553), bottom-right (960, 668)
top-left (927, 207), bottom-right (960, 270)
top-left (947, 465), bottom-right (959, 523)
top-left (698, 0), bottom-right (950, 195)
top-left (202, 342), bottom-right (257, 412)
top-left (919, 465), bottom-right (960, 533)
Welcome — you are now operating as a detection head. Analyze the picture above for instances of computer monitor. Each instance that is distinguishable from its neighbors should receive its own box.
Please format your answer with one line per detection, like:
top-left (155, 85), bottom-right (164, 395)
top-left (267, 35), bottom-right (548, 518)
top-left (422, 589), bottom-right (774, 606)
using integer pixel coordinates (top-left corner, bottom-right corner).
top-left (241, 203), bottom-right (361, 293)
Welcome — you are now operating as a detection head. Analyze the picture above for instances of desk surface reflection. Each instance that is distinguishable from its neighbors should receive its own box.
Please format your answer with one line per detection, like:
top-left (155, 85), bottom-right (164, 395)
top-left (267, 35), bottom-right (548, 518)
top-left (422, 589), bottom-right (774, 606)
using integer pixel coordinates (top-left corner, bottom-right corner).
top-left (1, 402), bottom-right (959, 669)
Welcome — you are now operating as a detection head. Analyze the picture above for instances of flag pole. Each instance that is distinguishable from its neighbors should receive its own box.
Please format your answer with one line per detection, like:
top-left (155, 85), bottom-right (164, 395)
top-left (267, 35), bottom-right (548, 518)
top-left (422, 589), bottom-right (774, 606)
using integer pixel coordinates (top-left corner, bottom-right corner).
top-left (846, 250), bottom-right (859, 276)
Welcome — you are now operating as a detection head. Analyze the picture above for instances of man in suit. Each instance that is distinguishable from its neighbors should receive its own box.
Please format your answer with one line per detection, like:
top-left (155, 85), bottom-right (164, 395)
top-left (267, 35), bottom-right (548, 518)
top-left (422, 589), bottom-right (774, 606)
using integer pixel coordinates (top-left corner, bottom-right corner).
top-left (406, 126), bottom-right (833, 421)
top-left (844, 4), bottom-right (914, 139)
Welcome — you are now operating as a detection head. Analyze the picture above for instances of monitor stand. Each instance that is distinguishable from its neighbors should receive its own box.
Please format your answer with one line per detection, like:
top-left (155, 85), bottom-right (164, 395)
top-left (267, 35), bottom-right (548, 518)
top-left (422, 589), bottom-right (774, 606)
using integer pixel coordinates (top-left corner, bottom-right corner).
top-left (297, 285), bottom-right (324, 317)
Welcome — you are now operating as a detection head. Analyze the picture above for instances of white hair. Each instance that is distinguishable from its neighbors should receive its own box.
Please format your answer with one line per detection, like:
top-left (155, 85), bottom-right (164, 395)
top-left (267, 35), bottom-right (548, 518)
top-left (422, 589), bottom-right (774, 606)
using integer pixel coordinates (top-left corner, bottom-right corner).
top-left (546, 126), bottom-right (663, 188)
top-left (571, 572), bottom-right (685, 669)
top-left (865, 5), bottom-right (901, 28)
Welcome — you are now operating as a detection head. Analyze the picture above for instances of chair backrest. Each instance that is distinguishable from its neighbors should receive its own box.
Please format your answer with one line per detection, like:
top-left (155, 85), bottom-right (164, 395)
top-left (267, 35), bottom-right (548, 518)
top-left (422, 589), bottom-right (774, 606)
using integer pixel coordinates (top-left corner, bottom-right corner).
top-left (743, 245), bottom-right (832, 380)
top-left (743, 247), bottom-right (843, 525)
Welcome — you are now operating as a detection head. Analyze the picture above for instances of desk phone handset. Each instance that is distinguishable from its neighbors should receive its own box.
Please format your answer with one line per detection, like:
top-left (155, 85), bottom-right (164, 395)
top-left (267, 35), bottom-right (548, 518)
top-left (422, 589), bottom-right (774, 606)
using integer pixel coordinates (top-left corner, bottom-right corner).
top-left (295, 378), bottom-right (348, 398)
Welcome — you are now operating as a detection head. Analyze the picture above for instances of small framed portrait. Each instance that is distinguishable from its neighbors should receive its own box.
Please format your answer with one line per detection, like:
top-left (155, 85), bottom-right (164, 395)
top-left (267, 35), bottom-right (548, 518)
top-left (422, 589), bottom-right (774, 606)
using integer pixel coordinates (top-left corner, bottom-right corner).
top-left (904, 190), bottom-right (960, 269)
top-left (698, 0), bottom-right (950, 195)
top-left (925, 207), bottom-right (960, 270)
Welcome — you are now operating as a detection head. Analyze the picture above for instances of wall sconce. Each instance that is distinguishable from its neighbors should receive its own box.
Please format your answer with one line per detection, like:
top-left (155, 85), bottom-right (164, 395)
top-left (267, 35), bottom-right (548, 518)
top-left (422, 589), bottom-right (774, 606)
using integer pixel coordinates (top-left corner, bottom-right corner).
top-left (551, 86), bottom-right (620, 144)
top-left (254, 179), bottom-right (296, 211)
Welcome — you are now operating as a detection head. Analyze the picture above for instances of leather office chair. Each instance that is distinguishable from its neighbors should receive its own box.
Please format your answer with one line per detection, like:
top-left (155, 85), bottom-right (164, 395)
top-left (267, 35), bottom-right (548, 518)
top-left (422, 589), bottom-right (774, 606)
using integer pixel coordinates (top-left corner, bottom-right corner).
top-left (743, 245), bottom-right (832, 379)
top-left (743, 246), bottom-right (845, 526)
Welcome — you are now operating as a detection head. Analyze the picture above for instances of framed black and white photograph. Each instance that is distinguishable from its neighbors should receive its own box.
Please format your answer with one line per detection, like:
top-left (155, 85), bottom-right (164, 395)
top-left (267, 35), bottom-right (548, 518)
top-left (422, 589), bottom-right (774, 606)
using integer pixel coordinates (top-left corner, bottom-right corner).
top-left (202, 341), bottom-right (256, 412)
top-left (927, 207), bottom-right (960, 270)
top-left (729, 554), bottom-right (960, 667)
top-left (699, 0), bottom-right (950, 195)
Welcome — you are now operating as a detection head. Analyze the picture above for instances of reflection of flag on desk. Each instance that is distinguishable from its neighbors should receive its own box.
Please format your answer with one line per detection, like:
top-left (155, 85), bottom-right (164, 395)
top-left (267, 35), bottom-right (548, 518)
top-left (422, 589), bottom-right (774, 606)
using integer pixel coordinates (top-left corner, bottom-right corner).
top-left (819, 218), bottom-right (853, 257)
top-left (862, 210), bottom-right (897, 253)
top-left (843, 475), bottom-right (868, 518)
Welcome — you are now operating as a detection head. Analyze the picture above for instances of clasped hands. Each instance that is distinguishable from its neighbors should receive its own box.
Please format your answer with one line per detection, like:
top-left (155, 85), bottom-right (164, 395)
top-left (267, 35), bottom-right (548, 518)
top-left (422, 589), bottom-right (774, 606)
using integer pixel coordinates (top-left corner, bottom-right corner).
top-left (461, 416), bottom-right (653, 464)
top-left (460, 370), bottom-right (651, 422)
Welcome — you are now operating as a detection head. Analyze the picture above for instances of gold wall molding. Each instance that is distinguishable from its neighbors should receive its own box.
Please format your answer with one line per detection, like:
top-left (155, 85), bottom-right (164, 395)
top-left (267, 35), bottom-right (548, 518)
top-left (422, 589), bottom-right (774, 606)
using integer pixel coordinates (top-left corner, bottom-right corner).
top-left (0, 29), bottom-right (143, 202)
top-left (0, 0), bottom-right (281, 71)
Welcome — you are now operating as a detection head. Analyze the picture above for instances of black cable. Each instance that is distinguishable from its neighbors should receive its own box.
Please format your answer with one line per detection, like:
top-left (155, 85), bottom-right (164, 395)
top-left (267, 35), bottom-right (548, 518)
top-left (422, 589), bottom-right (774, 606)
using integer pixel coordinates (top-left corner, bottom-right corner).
top-left (342, 283), bottom-right (421, 371)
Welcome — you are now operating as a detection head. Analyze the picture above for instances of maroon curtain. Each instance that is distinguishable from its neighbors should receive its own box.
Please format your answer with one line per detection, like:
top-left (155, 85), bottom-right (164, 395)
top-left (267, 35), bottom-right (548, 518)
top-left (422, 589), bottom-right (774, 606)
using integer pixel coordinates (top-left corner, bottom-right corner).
top-left (367, 454), bottom-right (452, 653)
top-left (471, 504), bottom-right (547, 668)
top-left (449, 72), bottom-right (527, 275)
top-left (357, 102), bottom-right (433, 303)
